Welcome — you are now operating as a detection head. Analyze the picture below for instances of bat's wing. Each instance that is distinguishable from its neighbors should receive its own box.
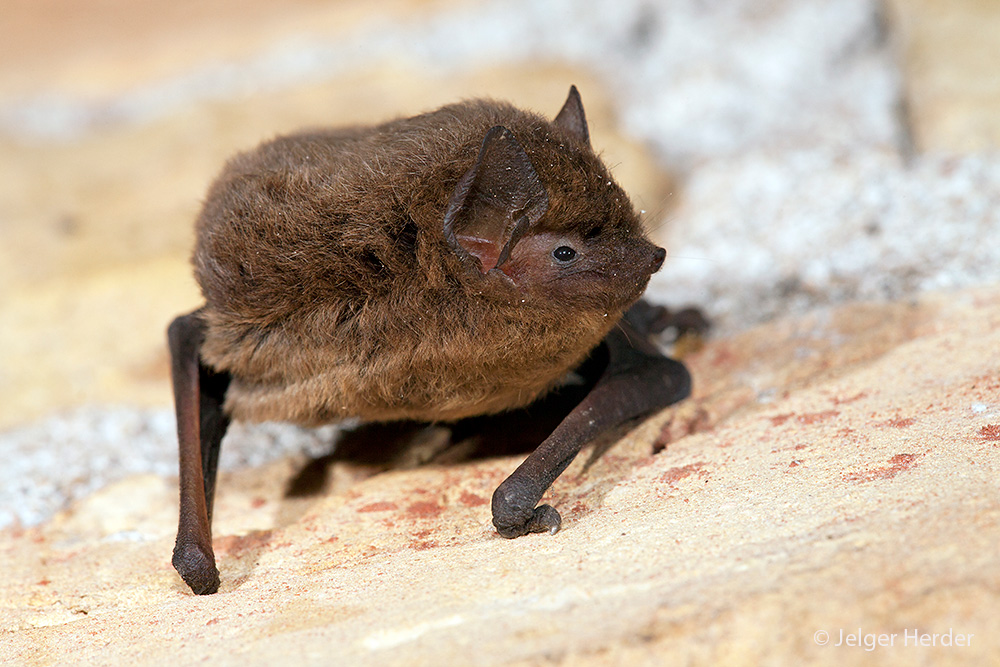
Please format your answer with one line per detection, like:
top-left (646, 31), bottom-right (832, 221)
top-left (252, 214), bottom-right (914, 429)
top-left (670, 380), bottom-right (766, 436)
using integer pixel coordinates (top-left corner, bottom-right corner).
top-left (491, 302), bottom-right (693, 537)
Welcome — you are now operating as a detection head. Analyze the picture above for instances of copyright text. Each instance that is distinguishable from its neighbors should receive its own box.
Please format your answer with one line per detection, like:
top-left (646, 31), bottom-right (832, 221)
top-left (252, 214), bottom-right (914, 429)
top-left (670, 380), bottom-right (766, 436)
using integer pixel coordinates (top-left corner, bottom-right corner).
top-left (813, 628), bottom-right (973, 651)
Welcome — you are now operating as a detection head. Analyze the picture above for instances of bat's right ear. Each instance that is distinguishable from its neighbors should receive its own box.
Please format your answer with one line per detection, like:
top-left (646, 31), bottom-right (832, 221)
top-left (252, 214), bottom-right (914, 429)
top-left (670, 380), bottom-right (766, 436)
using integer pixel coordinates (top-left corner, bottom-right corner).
top-left (553, 85), bottom-right (590, 147)
top-left (443, 126), bottom-right (549, 274)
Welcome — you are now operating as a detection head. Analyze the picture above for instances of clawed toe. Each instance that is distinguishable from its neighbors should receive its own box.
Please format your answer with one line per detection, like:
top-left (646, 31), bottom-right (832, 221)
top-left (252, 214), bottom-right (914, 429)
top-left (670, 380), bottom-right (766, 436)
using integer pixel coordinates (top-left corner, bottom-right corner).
top-left (173, 542), bottom-right (220, 595)
top-left (493, 503), bottom-right (562, 538)
top-left (525, 504), bottom-right (561, 535)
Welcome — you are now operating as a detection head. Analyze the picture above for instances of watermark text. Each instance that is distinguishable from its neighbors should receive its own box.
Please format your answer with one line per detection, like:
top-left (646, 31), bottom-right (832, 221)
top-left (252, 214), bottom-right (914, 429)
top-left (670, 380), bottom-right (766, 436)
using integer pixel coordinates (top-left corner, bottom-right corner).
top-left (813, 628), bottom-right (973, 651)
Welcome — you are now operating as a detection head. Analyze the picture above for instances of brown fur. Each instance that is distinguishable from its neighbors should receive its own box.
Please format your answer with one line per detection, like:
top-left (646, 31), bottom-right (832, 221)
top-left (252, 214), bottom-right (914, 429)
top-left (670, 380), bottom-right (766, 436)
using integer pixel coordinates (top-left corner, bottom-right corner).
top-left (192, 90), bottom-right (664, 426)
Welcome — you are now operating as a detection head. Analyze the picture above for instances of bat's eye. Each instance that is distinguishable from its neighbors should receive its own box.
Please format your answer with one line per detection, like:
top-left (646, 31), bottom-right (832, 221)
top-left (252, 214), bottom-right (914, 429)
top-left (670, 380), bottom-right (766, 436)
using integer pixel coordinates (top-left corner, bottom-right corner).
top-left (552, 246), bottom-right (577, 262)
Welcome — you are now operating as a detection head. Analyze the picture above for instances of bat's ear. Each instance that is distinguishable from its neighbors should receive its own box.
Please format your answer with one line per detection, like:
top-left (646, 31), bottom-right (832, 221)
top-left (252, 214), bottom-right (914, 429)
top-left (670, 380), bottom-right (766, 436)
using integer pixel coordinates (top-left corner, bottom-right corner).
top-left (553, 85), bottom-right (590, 147)
top-left (443, 126), bottom-right (549, 274)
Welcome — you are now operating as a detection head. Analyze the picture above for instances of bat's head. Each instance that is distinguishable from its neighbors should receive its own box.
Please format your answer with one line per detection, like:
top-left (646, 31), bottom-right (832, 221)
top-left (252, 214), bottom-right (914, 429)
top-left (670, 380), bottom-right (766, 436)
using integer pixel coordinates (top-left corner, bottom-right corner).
top-left (442, 86), bottom-right (665, 321)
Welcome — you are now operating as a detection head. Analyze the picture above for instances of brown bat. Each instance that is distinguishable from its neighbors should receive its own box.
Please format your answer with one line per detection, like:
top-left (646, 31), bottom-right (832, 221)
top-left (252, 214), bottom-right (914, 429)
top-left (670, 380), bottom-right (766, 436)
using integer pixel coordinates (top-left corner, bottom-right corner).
top-left (168, 86), bottom-right (694, 595)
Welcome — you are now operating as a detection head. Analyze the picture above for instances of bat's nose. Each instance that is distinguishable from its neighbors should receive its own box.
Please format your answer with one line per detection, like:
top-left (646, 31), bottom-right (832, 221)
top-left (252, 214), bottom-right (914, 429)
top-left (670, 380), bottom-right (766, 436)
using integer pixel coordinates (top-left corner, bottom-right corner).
top-left (650, 247), bottom-right (666, 272)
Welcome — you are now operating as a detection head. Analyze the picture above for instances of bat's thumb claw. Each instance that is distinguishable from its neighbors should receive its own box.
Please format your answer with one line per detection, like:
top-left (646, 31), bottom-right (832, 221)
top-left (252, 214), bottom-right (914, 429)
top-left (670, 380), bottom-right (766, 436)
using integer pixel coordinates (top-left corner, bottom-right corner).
top-left (527, 504), bottom-right (562, 535)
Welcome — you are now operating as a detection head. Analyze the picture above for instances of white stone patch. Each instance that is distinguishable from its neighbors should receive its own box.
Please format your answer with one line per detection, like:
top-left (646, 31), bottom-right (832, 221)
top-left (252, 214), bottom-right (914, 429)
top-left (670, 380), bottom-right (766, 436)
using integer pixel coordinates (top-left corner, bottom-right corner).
top-left (0, 407), bottom-right (340, 529)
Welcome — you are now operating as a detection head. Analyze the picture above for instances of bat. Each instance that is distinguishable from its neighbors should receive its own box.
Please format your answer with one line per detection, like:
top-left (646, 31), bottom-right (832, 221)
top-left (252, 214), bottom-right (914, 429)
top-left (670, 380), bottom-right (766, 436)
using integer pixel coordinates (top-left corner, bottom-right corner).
top-left (168, 86), bottom-right (694, 594)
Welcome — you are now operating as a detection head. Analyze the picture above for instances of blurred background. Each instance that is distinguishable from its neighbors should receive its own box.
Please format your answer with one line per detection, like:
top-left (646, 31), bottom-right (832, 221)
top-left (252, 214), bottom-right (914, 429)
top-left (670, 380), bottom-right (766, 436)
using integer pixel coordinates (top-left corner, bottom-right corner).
top-left (1, 0), bottom-right (999, 525)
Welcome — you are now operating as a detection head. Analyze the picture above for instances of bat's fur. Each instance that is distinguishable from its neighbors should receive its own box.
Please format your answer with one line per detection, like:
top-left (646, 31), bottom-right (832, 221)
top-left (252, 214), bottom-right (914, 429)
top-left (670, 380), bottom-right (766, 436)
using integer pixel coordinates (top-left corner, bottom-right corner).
top-left (193, 92), bottom-right (664, 426)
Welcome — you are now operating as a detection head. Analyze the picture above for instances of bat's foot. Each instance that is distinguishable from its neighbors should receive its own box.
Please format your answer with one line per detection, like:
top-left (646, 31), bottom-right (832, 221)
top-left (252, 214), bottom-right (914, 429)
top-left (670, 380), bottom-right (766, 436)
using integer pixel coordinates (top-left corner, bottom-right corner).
top-left (625, 301), bottom-right (711, 339)
top-left (492, 480), bottom-right (562, 538)
top-left (172, 541), bottom-right (220, 595)
top-left (493, 503), bottom-right (562, 538)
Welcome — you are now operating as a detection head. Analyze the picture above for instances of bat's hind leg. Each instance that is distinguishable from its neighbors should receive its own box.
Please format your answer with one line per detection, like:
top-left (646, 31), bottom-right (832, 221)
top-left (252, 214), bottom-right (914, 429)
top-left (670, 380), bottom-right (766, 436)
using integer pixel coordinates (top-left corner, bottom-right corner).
top-left (167, 310), bottom-right (231, 595)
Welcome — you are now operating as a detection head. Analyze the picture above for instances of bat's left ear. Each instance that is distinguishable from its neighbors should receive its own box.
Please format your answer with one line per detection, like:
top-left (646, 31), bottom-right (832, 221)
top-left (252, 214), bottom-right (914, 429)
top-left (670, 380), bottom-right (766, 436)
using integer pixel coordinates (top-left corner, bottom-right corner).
top-left (554, 85), bottom-right (590, 147)
top-left (443, 126), bottom-right (549, 274)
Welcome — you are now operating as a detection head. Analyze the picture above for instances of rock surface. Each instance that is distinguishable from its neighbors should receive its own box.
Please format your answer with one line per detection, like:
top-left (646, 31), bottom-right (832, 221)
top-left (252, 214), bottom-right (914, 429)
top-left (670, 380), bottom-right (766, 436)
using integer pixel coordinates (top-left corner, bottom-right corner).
top-left (2, 0), bottom-right (999, 664)
top-left (887, 0), bottom-right (1000, 152)
top-left (3, 286), bottom-right (999, 665)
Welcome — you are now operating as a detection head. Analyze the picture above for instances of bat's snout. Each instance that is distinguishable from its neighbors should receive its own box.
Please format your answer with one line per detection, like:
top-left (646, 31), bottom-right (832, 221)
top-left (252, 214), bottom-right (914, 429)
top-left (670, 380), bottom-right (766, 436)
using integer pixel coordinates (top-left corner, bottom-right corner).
top-left (650, 246), bottom-right (666, 273)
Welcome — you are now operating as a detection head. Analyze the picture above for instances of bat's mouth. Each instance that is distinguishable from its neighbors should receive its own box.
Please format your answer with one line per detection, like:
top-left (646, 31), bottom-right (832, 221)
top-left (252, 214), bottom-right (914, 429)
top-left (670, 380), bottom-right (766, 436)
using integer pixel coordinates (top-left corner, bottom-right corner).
top-left (628, 276), bottom-right (655, 304)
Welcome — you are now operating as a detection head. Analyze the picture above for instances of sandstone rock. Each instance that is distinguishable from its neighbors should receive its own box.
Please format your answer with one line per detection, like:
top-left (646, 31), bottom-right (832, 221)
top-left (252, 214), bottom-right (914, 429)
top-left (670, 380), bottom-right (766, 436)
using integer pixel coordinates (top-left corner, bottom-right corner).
top-left (2, 0), bottom-right (999, 663)
top-left (887, 0), bottom-right (1000, 152)
top-left (2, 286), bottom-right (997, 665)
